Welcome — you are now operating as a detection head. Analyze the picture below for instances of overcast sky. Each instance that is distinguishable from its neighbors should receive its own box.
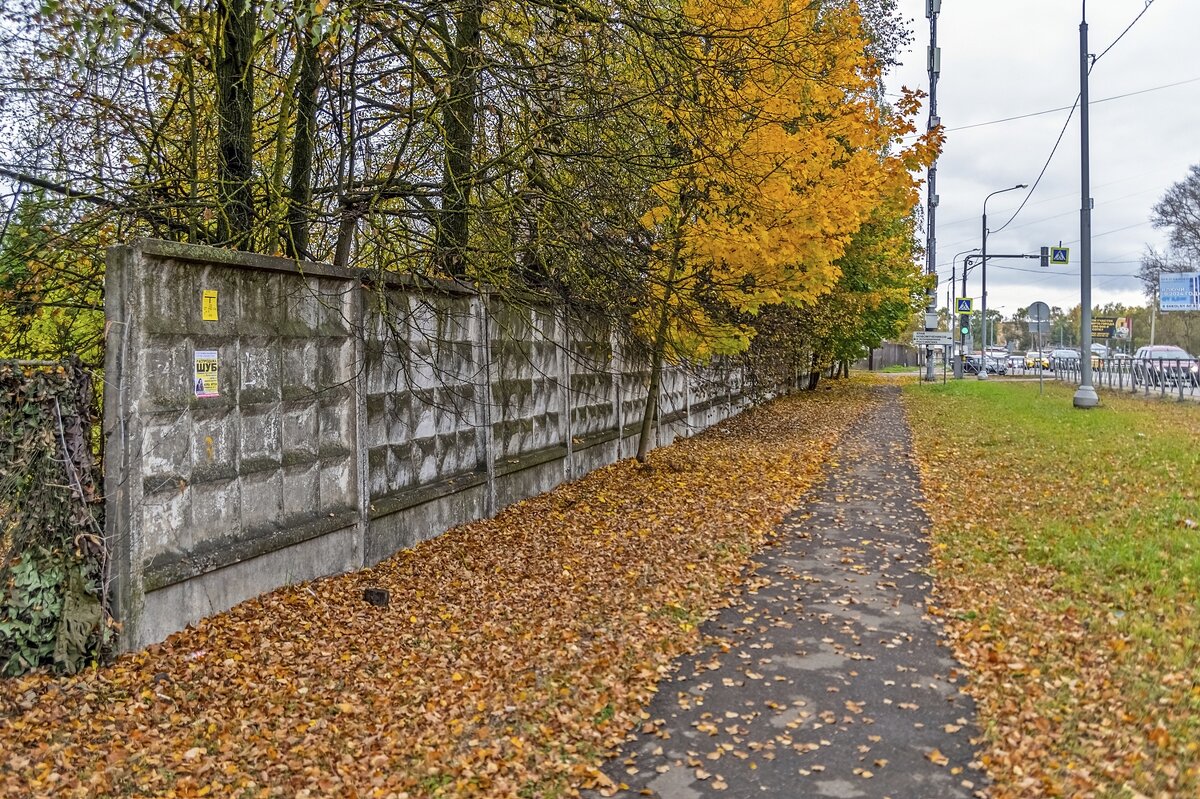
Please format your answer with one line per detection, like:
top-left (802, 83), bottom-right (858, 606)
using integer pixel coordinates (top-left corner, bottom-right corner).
top-left (887, 0), bottom-right (1200, 317)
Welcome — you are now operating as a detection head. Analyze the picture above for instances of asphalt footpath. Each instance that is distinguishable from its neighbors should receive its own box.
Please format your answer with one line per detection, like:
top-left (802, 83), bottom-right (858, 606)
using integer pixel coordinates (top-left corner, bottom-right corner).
top-left (591, 385), bottom-right (988, 799)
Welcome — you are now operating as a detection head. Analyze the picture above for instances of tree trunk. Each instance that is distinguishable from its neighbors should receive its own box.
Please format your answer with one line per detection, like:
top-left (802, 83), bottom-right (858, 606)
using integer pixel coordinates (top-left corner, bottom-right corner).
top-left (435, 0), bottom-right (483, 277)
top-left (636, 244), bottom-right (682, 464)
top-left (285, 22), bottom-right (322, 259)
top-left (333, 206), bottom-right (357, 268)
top-left (215, 0), bottom-right (256, 249)
top-left (636, 336), bottom-right (666, 464)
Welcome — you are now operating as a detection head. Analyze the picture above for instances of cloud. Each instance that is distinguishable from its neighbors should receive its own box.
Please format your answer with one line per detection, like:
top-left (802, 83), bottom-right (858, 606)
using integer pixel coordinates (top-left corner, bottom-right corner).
top-left (889, 0), bottom-right (1200, 313)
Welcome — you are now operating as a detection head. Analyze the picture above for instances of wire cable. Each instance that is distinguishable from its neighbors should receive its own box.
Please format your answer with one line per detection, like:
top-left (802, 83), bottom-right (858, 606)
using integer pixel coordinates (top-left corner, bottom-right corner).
top-left (989, 95), bottom-right (1079, 236)
top-left (989, 1), bottom-right (1159, 236)
top-left (944, 75), bottom-right (1198, 133)
top-left (1091, 1), bottom-right (1156, 69)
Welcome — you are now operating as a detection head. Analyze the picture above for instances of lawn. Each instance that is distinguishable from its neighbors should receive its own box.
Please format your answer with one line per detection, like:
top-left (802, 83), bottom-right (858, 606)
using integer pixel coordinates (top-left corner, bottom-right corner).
top-left (902, 379), bottom-right (1200, 798)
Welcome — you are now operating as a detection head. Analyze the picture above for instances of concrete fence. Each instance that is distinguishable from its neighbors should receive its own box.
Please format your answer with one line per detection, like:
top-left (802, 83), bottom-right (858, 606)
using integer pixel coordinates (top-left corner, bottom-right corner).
top-left (104, 240), bottom-right (749, 649)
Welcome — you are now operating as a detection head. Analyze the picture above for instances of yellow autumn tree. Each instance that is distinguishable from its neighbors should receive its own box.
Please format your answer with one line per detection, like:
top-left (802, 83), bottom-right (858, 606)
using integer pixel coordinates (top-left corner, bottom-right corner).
top-left (631, 0), bottom-right (938, 459)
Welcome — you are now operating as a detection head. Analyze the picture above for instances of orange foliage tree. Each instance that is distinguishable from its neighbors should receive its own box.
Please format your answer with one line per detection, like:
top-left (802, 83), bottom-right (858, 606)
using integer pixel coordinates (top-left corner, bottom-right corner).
top-left (630, 0), bottom-right (940, 460)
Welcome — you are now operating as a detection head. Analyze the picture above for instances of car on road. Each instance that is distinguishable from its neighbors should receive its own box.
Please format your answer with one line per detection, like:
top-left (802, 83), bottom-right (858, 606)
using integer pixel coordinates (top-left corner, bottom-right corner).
top-left (1049, 348), bottom-right (1081, 369)
top-left (960, 355), bottom-right (988, 374)
top-left (1132, 345), bottom-right (1199, 387)
top-left (1024, 350), bottom-right (1049, 369)
top-left (963, 354), bottom-right (1006, 375)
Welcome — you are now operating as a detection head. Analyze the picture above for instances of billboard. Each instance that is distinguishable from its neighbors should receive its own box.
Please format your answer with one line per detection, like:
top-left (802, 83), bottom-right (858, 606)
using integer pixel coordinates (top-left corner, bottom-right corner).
top-left (1090, 316), bottom-right (1131, 339)
top-left (1160, 272), bottom-right (1200, 312)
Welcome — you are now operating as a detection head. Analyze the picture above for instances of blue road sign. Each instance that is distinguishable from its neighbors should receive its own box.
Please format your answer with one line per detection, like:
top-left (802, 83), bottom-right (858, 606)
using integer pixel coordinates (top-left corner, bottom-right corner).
top-left (956, 298), bottom-right (973, 313)
top-left (1051, 247), bottom-right (1070, 265)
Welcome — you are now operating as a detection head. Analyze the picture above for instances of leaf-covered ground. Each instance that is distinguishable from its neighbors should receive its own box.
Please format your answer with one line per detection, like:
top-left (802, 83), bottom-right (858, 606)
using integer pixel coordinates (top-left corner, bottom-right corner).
top-left (903, 379), bottom-right (1200, 799)
top-left (0, 383), bottom-right (872, 798)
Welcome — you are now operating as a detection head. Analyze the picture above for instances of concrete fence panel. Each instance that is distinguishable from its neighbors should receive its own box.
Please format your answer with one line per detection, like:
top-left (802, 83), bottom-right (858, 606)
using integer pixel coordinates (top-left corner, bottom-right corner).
top-left (104, 240), bottom-right (751, 650)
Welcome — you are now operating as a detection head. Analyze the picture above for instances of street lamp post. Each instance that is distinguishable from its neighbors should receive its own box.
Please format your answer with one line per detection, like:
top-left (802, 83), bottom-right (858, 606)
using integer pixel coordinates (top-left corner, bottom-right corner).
top-left (952, 248), bottom-right (979, 378)
top-left (979, 184), bottom-right (1027, 380)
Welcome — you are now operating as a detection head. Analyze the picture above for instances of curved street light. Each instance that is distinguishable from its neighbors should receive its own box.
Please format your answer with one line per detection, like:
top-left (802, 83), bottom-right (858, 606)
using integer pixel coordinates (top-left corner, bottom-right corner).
top-left (979, 184), bottom-right (1027, 380)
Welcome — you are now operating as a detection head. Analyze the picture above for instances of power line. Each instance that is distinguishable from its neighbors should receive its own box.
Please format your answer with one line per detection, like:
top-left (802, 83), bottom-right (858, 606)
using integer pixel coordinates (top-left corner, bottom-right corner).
top-left (944, 75), bottom-right (1199, 133)
top-left (936, 172), bottom-right (1168, 228)
top-left (986, 2), bottom-right (1161, 237)
top-left (989, 263), bottom-right (1137, 278)
top-left (934, 232), bottom-right (1152, 273)
top-left (1091, 1), bottom-right (1156, 68)
top-left (989, 95), bottom-right (1079, 235)
top-left (938, 211), bottom-right (1163, 255)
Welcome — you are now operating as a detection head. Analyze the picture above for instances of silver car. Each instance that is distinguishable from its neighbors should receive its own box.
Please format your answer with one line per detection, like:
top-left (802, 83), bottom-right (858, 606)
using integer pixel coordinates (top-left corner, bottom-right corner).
top-left (1133, 345), bottom-right (1199, 387)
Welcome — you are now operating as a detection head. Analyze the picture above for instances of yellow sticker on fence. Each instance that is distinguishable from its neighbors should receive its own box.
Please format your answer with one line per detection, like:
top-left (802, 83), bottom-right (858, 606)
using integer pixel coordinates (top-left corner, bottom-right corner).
top-left (194, 350), bottom-right (219, 398)
top-left (202, 290), bottom-right (218, 321)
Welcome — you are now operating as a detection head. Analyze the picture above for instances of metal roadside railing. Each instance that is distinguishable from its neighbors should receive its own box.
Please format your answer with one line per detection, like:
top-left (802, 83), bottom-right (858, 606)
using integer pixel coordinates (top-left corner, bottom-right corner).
top-left (1048, 356), bottom-right (1200, 401)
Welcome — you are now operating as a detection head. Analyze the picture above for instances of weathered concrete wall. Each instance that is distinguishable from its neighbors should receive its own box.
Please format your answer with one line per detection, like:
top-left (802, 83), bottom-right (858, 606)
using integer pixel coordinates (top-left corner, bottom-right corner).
top-left (104, 240), bottom-right (749, 650)
top-left (855, 342), bottom-right (922, 371)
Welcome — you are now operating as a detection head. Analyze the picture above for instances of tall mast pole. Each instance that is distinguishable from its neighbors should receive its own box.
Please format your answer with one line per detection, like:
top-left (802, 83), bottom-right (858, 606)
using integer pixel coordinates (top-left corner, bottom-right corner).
top-left (1074, 0), bottom-right (1099, 408)
top-left (923, 0), bottom-right (942, 382)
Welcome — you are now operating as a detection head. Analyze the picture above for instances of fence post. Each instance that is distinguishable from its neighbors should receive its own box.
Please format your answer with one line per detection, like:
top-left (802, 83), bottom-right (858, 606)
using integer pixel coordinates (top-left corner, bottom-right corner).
top-left (471, 293), bottom-right (497, 516)
top-left (611, 330), bottom-right (624, 459)
top-left (685, 366), bottom-right (692, 433)
top-left (656, 366), bottom-right (664, 445)
top-left (558, 309), bottom-right (573, 479)
top-left (352, 284), bottom-right (369, 568)
top-left (102, 245), bottom-right (141, 652)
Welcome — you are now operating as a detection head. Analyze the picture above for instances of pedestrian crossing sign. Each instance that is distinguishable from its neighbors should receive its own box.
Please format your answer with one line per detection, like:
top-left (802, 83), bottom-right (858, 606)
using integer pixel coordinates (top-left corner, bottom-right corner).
top-left (956, 298), bottom-right (972, 313)
top-left (1051, 247), bottom-right (1070, 265)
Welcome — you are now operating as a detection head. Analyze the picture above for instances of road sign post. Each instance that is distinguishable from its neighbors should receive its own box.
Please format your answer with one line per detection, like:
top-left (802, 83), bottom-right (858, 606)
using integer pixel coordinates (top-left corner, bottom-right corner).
top-left (912, 331), bottom-right (954, 347)
top-left (953, 298), bottom-right (973, 379)
top-left (1030, 300), bottom-right (1050, 396)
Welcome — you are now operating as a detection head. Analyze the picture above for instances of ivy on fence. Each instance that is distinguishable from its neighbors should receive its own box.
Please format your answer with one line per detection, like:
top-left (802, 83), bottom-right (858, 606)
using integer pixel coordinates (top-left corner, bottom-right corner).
top-left (0, 359), bottom-right (107, 675)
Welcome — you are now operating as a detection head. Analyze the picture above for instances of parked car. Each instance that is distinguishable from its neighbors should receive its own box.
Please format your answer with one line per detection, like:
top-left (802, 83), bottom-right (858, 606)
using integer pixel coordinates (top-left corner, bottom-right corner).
top-left (1049, 348), bottom-right (1081, 369)
top-left (1025, 350), bottom-right (1049, 369)
top-left (964, 354), bottom-right (1006, 375)
top-left (1132, 345), bottom-right (1199, 387)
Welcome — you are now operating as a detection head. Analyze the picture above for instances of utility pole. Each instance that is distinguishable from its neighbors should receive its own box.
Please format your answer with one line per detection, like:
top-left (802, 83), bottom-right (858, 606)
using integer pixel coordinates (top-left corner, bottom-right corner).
top-left (961, 255), bottom-right (971, 375)
top-left (923, 0), bottom-right (942, 382)
top-left (1074, 0), bottom-right (1099, 408)
top-left (1150, 282), bottom-right (1157, 345)
top-left (979, 185), bottom-right (1027, 380)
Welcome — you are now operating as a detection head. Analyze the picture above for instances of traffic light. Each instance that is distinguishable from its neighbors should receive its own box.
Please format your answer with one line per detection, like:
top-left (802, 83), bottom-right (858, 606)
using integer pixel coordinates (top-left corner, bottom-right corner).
top-left (959, 313), bottom-right (970, 336)
top-left (1040, 246), bottom-right (1049, 267)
